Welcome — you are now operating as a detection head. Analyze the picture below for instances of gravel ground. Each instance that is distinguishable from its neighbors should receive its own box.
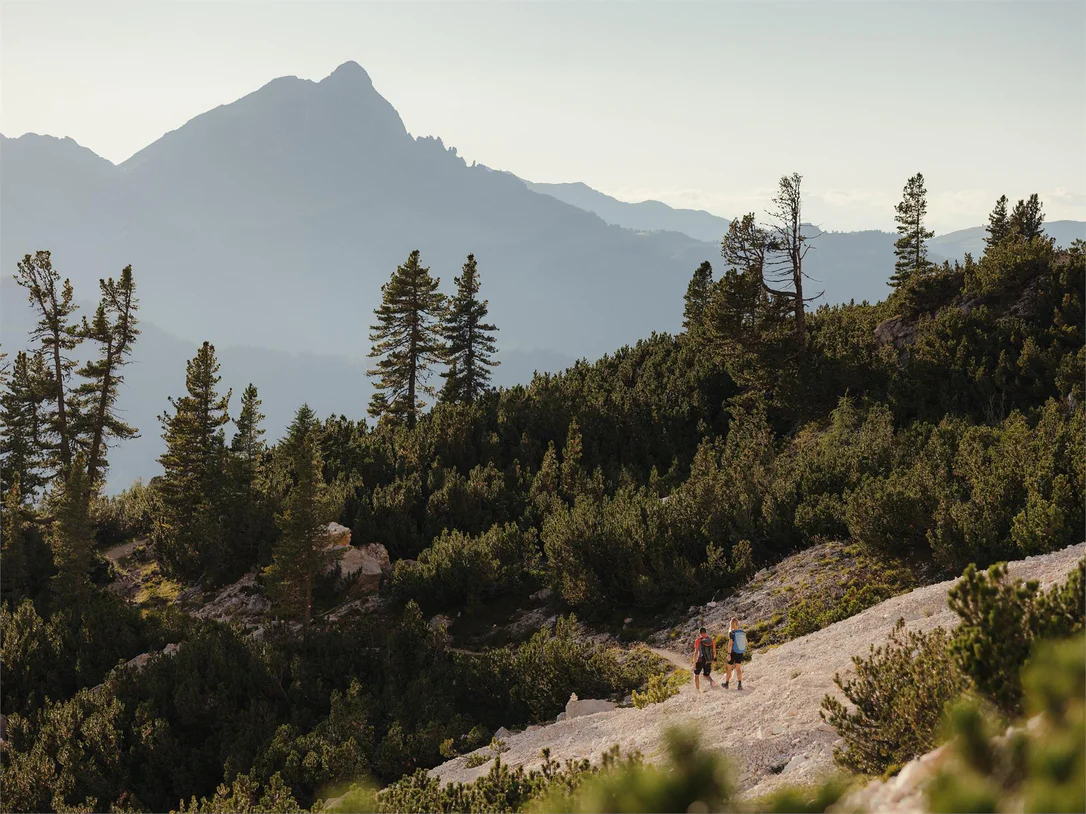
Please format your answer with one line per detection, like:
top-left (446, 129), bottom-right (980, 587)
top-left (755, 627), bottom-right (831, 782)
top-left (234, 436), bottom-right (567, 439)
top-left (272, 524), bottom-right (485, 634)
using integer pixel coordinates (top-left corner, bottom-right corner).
top-left (431, 543), bottom-right (1085, 799)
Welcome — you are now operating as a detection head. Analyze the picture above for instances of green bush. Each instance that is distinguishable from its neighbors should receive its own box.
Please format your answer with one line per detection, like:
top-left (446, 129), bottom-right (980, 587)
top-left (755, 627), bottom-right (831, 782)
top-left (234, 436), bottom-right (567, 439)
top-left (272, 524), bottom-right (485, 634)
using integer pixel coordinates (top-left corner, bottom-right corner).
top-left (929, 404), bottom-right (1085, 573)
top-left (357, 748), bottom-right (631, 814)
top-left (390, 523), bottom-right (540, 611)
top-left (926, 635), bottom-right (1085, 814)
top-left (453, 616), bottom-right (654, 725)
top-left (542, 402), bottom-right (772, 611)
top-left (535, 728), bottom-right (732, 814)
top-left (0, 687), bottom-right (131, 813)
top-left (947, 559), bottom-right (1085, 714)
top-left (178, 771), bottom-right (301, 813)
top-left (0, 593), bottom-right (158, 717)
top-left (845, 466), bottom-right (935, 555)
top-left (820, 620), bottom-right (968, 776)
top-left (964, 234), bottom-right (1056, 298)
top-left (91, 479), bottom-right (158, 547)
top-left (631, 670), bottom-right (688, 709)
top-left (770, 398), bottom-right (896, 546)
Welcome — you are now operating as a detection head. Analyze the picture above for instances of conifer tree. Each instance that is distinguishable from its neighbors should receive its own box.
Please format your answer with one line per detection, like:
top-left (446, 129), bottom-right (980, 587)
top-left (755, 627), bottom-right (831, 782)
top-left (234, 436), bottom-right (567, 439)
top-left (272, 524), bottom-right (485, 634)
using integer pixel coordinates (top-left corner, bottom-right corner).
top-left (764, 174), bottom-right (819, 345)
top-left (48, 455), bottom-right (94, 604)
top-left (368, 250), bottom-right (445, 427)
top-left (0, 479), bottom-right (32, 603)
top-left (16, 251), bottom-right (81, 472)
top-left (0, 351), bottom-right (49, 497)
top-left (560, 420), bottom-right (586, 498)
top-left (154, 342), bottom-right (232, 579)
top-left (683, 261), bottom-right (714, 336)
top-left (440, 254), bottom-right (499, 404)
top-left (891, 173), bottom-right (934, 287)
top-left (229, 384), bottom-right (270, 565)
top-left (1009, 194), bottom-right (1045, 242)
top-left (530, 441), bottom-right (561, 517)
top-left (263, 405), bottom-right (339, 629)
top-left (984, 195), bottom-right (1010, 251)
top-left (232, 384), bottom-right (266, 471)
top-left (74, 266), bottom-right (140, 487)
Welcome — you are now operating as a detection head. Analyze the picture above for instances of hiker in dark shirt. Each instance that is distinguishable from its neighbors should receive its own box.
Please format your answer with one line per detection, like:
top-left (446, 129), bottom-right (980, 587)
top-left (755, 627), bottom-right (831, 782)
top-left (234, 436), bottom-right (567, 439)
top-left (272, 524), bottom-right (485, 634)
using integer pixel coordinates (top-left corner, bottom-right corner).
top-left (724, 617), bottom-right (746, 690)
top-left (692, 627), bottom-right (717, 692)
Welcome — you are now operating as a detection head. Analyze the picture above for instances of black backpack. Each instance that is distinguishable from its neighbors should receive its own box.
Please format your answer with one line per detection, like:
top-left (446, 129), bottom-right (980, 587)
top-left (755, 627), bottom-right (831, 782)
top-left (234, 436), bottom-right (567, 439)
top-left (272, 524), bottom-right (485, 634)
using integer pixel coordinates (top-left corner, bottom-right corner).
top-left (698, 636), bottom-right (713, 661)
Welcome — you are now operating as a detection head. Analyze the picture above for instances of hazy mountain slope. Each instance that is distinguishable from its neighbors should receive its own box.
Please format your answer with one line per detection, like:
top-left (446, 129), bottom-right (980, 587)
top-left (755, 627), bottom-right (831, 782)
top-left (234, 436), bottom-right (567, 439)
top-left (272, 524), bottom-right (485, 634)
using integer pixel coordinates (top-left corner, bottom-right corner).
top-left (1, 62), bottom-right (710, 363)
top-left (525, 180), bottom-right (730, 242)
top-left (929, 219), bottom-right (1086, 260)
top-left (526, 179), bottom-right (1086, 298)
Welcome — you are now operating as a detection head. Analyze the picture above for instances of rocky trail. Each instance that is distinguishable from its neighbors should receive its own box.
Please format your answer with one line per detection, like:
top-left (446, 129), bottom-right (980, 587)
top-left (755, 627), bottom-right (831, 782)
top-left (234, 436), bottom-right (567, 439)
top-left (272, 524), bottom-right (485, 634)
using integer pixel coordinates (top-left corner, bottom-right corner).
top-left (431, 543), bottom-right (1085, 799)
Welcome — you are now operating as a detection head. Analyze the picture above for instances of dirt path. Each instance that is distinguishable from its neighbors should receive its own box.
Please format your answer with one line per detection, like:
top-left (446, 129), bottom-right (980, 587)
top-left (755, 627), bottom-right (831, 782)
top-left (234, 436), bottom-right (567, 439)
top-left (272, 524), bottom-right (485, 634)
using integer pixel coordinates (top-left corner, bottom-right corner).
top-left (431, 543), bottom-right (1085, 798)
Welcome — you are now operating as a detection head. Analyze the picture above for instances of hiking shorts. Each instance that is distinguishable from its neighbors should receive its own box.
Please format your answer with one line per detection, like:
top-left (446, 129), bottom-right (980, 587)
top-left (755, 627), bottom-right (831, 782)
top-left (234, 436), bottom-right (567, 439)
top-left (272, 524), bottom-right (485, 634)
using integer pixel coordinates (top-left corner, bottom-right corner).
top-left (694, 658), bottom-right (712, 677)
top-left (727, 651), bottom-right (746, 665)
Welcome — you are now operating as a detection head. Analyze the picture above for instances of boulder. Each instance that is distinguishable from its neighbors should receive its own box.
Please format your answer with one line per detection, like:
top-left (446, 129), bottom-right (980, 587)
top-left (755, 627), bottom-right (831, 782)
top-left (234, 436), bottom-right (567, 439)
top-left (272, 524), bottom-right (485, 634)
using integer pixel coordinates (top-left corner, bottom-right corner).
top-left (332, 542), bottom-right (391, 595)
top-left (323, 522), bottom-right (352, 548)
top-left (124, 642), bottom-right (181, 673)
top-left (190, 570), bottom-right (271, 622)
top-left (565, 692), bottom-right (617, 720)
top-left (874, 315), bottom-right (917, 352)
top-left (428, 614), bottom-right (452, 632)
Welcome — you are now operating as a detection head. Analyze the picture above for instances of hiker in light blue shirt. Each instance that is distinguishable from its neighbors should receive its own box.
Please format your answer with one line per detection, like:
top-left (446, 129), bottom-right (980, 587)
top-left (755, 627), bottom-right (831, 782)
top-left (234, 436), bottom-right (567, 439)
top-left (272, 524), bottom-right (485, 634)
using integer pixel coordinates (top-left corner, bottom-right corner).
top-left (724, 617), bottom-right (747, 690)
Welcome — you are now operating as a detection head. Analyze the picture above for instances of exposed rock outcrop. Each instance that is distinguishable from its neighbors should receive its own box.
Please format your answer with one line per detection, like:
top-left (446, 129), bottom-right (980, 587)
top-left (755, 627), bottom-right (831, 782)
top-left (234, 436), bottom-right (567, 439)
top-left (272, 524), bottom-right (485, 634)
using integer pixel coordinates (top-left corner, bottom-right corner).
top-left (124, 642), bottom-right (181, 672)
top-left (320, 523), bottom-right (390, 596)
top-left (330, 543), bottom-right (390, 595)
top-left (565, 693), bottom-right (617, 720)
top-left (874, 315), bottom-right (916, 351)
top-left (187, 570), bottom-right (271, 623)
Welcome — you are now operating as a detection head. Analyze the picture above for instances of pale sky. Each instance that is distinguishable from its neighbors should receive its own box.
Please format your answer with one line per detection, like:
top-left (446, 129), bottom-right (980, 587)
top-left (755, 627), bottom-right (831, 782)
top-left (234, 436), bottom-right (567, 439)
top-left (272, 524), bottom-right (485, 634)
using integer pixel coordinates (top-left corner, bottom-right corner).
top-left (2, 1), bottom-right (1084, 233)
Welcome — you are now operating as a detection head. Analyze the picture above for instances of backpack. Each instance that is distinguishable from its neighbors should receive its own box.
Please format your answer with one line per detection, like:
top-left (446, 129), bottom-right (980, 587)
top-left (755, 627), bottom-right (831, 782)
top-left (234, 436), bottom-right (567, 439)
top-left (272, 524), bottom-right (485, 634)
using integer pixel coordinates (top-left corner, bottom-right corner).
top-left (732, 629), bottom-right (747, 654)
top-left (697, 636), bottom-right (713, 661)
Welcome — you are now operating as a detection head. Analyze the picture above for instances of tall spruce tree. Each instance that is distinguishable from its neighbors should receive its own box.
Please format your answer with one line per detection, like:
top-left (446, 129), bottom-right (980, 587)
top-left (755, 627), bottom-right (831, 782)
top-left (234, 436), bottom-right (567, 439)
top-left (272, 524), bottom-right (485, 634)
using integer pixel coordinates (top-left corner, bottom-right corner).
top-left (985, 195), bottom-right (1010, 251)
top-left (229, 384), bottom-right (270, 565)
top-left (263, 405), bottom-right (339, 629)
top-left (74, 266), bottom-right (140, 487)
top-left (154, 341), bottom-right (232, 580)
top-left (16, 251), bottom-right (81, 473)
top-left (232, 384), bottom-right (266, 471)
top-left (1009, 194), bottom-right (1045, 242)
top-left (440, 254), bottom-right (499, 404)
top-left (683, 261), bottom-right (714, 336)
top-left (368, 250), bottom-right (445, 427)
top-left (560, 420), bottom-right (586, 499)
top-left (48, 455), bottom-right (94, 604)
top-left (0, 351), bottom-right (49, 497)
top-left (890, 173), bottom-right (934, 287)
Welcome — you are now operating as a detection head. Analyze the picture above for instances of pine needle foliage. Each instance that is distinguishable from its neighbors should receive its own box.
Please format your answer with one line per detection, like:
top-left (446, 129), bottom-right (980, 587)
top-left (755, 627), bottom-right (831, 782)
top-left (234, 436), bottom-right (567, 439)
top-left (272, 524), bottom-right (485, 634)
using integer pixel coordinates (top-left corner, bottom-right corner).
top-left (368, 250), bottom-right (446, 427)
top-left (440, 254), bottom-right (499, 405)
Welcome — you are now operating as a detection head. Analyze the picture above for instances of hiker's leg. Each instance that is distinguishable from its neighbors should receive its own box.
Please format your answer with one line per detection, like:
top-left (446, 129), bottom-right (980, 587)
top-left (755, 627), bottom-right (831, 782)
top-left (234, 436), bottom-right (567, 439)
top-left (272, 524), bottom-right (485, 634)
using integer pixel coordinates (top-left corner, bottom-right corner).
top-left (736, 663), bottom-right (743, 682)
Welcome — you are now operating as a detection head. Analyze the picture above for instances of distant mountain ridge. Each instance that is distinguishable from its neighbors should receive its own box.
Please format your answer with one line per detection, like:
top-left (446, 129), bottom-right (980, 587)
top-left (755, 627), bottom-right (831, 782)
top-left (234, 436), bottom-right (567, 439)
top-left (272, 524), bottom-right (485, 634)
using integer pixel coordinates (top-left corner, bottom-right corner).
top-left (525, 181), bottom-right (730, 242)
top-left (525, 178), bottom-right (1085, 263)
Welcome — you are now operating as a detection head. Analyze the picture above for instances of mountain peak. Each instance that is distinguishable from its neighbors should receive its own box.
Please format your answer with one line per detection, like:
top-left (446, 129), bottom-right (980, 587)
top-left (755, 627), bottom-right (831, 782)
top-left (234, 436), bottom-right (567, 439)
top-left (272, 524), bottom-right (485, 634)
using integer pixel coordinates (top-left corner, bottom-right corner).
top-left (323, 60), bottom-right (373, 88)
